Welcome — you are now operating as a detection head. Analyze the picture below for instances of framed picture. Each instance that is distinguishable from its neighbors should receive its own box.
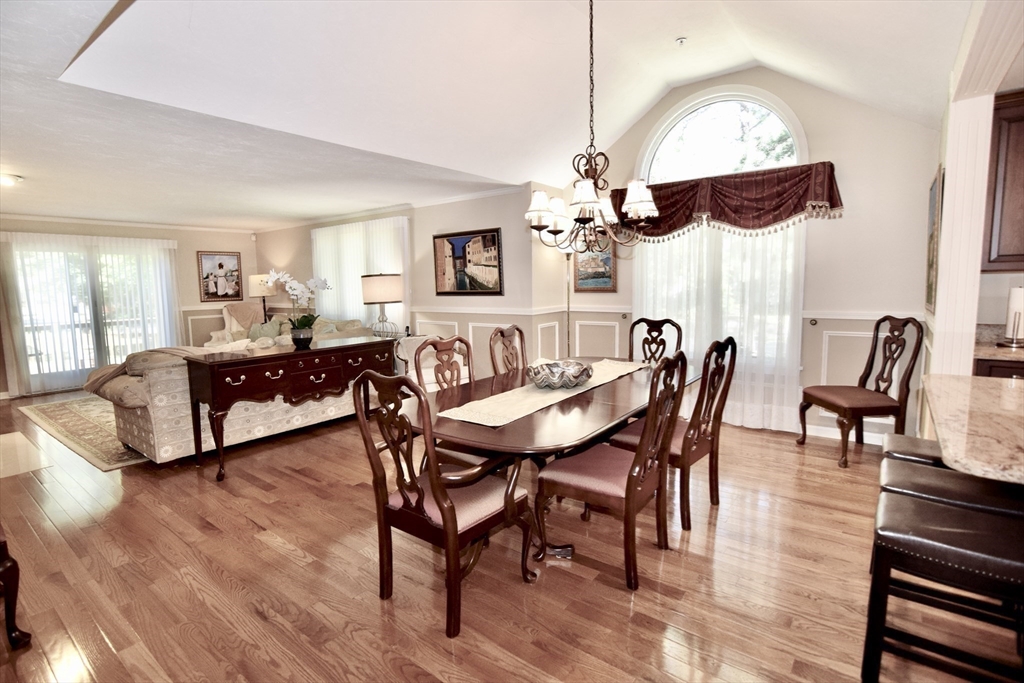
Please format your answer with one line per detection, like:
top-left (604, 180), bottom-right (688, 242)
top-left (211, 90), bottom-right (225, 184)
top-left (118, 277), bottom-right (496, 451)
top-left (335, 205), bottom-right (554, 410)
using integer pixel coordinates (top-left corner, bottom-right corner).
top-left (925, 166), bottom-right (944, 314)
top-left (574, 245), bottom-right (616, 293)
top-left (197, 251), bottom-right (243, 302)
top-left (433, 228), bottom-right (504, 296)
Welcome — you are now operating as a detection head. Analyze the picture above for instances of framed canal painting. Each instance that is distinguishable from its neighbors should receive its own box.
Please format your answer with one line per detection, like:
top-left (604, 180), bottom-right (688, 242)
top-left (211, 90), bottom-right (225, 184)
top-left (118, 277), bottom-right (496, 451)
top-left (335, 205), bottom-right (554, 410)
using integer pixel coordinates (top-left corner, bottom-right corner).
top-left (197, 251), bottom-right (243, 303)
top-left (433, 228), bottom-right (504, 296)
top-left (574, 245), bottom-right (616, 293)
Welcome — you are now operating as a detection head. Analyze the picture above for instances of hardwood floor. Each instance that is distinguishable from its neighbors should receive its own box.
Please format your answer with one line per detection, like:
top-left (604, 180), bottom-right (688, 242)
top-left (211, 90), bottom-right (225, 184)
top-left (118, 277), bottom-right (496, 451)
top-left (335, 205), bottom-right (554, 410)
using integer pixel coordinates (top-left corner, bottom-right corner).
top-left (0, 393), bottom-right (1016, 682)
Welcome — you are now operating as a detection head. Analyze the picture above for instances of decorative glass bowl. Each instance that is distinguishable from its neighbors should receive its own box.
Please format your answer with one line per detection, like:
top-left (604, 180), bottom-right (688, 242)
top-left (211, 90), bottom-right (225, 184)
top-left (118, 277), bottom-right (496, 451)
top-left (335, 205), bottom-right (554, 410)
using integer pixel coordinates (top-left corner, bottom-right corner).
top-left (526, 360), bottom-right (593, 389)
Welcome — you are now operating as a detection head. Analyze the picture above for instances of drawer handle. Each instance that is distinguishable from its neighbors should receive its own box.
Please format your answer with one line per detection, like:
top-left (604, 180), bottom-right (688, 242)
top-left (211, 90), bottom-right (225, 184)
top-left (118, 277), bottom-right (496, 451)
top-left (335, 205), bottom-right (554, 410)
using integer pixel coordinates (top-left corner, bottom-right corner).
top-left (265, 370), bottom-right (283, 380)
top-left (315, 358), bottom-right (320, 364)
top-left (348, 358), bottom-right (362, 367)
top-left (225, 375), bottom-right (246, 386)
top-left (330, 356), bottom-right (336, 363)
top-left (298, 361), bottom-right (304, 368)
top-left (310, 373), bottom-right (326, 384)
top-left (375, 353), bottom-right (389, 362)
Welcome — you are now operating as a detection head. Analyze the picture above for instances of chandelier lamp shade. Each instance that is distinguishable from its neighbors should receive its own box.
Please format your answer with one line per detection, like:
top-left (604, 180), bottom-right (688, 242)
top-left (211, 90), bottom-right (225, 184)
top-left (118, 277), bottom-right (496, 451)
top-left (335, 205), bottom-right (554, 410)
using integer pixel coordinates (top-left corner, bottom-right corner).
top-left (361, 273), bottom-right (403, 338)
top-left (525, 0), bottom-right (658, 254)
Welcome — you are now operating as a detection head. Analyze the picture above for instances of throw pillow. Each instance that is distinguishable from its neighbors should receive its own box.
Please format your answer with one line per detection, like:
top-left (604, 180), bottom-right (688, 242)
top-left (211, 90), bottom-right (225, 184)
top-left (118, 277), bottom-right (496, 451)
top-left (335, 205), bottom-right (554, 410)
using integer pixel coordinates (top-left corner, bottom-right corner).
top-left (248, 319), bottom-right (281, 341)
top-left (231, 329), bottom-right (249, 341)
top-left (126, 351), bottom-right (186, 376)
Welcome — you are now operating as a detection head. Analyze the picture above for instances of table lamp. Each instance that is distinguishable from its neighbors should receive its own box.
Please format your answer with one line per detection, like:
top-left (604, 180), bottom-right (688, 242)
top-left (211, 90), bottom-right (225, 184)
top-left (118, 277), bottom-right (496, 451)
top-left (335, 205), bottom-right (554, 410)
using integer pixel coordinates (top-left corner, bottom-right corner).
top-left (249, 274), bottom-right (276, 323)
top-left (361, 273), bottom-right (403, 338)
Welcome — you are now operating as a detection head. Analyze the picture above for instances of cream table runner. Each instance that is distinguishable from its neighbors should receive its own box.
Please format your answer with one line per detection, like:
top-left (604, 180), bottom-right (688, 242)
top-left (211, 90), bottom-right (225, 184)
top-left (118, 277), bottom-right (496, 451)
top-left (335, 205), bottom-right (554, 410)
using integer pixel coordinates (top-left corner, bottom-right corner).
top-left (437, 359), bottom-right (647, 427)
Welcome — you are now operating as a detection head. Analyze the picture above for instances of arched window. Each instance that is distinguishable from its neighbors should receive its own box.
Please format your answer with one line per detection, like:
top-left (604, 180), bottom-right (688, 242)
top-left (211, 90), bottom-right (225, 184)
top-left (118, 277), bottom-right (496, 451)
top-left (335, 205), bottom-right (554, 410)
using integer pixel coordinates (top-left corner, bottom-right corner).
top-left (637, 85), bottom-right (808, 184)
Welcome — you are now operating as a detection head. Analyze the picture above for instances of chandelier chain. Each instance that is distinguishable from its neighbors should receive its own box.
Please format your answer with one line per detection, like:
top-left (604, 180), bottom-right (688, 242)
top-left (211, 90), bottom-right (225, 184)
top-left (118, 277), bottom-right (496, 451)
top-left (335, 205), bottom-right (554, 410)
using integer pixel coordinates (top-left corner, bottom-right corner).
top-left (588, 0), bottom-right (595, 152)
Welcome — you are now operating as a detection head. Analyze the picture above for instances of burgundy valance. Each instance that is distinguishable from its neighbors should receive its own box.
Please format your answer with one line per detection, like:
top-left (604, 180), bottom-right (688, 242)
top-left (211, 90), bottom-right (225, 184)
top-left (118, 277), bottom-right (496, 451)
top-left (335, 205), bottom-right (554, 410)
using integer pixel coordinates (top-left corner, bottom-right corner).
top-left (611, 161), bottom-right (843, 241)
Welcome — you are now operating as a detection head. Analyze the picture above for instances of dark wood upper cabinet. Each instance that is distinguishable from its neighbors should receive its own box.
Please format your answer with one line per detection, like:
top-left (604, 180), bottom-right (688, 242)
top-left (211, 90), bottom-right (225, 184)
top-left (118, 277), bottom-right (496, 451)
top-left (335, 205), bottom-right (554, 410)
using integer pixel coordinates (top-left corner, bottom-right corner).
top-left (983, 89), bottom-right (1024, 272)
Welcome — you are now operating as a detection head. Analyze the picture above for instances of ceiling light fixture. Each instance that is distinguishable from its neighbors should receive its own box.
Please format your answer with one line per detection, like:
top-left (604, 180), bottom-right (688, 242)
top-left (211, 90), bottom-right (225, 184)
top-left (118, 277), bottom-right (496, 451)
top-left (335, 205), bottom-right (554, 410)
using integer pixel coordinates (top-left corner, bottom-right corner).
top-left (0, 174), bottom-right (24, 187)
top-left (525, 0), bottom-right (658, 253)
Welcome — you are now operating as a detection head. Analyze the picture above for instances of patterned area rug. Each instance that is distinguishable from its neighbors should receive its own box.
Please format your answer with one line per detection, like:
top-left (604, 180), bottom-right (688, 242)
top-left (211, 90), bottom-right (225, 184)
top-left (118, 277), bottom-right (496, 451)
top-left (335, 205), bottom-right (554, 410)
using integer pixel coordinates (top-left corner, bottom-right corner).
top-left (19, 397), bottom-right (148, 471)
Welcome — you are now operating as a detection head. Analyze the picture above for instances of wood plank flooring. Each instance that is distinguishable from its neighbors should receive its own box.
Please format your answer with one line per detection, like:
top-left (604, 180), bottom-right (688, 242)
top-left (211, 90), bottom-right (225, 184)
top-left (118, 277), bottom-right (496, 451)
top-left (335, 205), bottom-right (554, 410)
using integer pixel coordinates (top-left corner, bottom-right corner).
top-left (0, 392), bottom-right (1016, 682)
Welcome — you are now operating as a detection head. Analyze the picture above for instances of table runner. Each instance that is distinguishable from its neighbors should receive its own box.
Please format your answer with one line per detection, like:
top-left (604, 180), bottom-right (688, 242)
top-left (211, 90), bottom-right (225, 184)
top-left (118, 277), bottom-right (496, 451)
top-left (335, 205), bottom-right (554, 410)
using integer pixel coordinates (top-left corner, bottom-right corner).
top-left (438, 359), bottom-right (647, 427)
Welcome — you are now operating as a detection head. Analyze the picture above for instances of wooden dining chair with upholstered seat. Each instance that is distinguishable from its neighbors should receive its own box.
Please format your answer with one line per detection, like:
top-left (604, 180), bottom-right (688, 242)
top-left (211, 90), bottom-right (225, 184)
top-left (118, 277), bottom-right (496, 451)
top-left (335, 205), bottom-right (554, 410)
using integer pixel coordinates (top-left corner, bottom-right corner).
top-left (489, 325), bottom-right (527, 374)
top-left (354, 370), bottom-right (537, 638)
top-left (609, 337), bottom-right (737, 530)
top-left (629, 318), bottom-right (682, 363)
top-left (534, 350), bottom-right (687, 590)
top-left (413, 336), bottom-right (491, 468)
top-left (796, 316), bottom-right (924, 468)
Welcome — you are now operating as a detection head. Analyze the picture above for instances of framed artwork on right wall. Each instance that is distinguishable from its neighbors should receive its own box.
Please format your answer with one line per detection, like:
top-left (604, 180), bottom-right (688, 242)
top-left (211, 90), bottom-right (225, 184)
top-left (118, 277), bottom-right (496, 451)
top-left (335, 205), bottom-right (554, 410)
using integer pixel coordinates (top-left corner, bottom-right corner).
top-left (925, 165), bottom-right (944, 314)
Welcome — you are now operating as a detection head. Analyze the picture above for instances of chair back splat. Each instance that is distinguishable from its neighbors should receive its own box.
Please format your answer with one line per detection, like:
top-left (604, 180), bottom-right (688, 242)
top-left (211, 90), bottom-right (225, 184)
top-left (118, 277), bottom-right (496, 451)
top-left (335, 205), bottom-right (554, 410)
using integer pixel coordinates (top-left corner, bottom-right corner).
top-left (860, 316), bottom-right (923, 407)
top-left (628, 318), bottom-right (682, 363)
top-left (679, 337), bottom-right (737, 468)
top-left (354, 370), bottom-right (536, 638)
top-left (414, 335), bottom-right (474, 391)
top-left (489, 325), bottom-right (527, 374)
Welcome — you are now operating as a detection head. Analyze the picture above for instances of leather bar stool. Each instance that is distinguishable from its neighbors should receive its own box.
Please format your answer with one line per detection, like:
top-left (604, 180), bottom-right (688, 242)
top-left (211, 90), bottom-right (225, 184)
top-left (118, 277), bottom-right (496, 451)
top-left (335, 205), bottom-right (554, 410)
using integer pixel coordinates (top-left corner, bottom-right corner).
top-left (862, 492), bottom-right (1024, 683)
top-left (879, 458), bottom-right (1024, 518)
top-left (882, 433), bottom-right (946, 468)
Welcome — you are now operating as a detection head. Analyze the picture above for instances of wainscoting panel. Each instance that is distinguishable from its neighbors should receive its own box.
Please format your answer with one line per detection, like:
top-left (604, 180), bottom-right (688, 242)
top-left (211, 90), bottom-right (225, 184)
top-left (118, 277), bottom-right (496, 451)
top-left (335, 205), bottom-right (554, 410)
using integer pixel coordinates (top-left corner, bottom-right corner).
top-left (415, 320), bottom-right (458, 338)
top-left (468, 322), bottom-right (511, 374)
top-left (575, 321), bottom-right (619, 359)
top-left (183, 310), bottom-right (225, 347)
top-left (538, 322), bottom-right (559, 360)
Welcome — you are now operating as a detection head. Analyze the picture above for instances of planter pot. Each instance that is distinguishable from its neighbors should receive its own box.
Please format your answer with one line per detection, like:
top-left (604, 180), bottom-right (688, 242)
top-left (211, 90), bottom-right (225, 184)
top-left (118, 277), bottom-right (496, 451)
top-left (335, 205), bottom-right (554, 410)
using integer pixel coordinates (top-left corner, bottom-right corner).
top-left (291, 328), bottom-right (314, 350)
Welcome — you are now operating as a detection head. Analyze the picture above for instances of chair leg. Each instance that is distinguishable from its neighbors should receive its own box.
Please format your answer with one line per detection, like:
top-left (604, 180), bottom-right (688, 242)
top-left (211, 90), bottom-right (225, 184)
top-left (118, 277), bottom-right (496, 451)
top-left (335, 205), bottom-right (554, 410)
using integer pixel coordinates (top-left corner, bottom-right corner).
top-left (624, 508), bottom-right (639, 591)
top-left (444, 541), bottom-right (462, 638)
top-left (656, 483), bottom-right (669, 551)
top-left (709, 445), bottom-right (720, 507)
top-left (836, 417), bottom-right (852, 468)
top-left (533, 493), bottom-right (550, 562)
top-left (796, 401), bottom-right (811, 445)
top-left (860, 544), bottom-right (892, 683)
top-left (515, 509), bottom-right (538, 583)
top-left (855, 418), bottom-right (864, 445)
top-left (378, 521), bottom-right (393, 600)
top-left (679, 463), bottom-right (692, 531)
top-left (581, 503), bottom-right (591, 521)
top-left (0, 551), bottom-right (32, 650)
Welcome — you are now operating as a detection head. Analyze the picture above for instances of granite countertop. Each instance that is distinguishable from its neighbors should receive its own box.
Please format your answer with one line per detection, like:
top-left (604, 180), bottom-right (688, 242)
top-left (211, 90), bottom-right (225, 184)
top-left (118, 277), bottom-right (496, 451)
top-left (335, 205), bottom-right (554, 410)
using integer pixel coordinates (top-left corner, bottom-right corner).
top-left (974, 343), bottom-right (1024, 362)
top-left (924, 374), bottom-right (1024, 484)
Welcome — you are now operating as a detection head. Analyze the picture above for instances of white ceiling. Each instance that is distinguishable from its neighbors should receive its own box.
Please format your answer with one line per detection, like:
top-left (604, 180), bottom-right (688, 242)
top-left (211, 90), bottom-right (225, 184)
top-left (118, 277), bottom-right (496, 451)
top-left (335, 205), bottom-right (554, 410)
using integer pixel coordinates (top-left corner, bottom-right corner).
top-left (1, 0), bottom-right (975, 231)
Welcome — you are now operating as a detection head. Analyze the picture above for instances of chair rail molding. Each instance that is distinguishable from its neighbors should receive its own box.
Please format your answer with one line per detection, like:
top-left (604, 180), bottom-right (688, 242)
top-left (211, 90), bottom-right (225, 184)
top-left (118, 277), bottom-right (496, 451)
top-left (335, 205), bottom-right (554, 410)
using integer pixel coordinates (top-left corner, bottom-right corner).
top-left (802, 311), bottom-right (925, 321)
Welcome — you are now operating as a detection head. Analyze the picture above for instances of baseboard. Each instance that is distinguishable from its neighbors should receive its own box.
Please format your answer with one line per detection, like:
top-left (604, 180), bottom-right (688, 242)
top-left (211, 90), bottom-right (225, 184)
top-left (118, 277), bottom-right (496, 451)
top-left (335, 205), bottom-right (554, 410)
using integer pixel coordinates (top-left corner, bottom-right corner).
top-left (803, 424), bottom-right (885, 447)
top-left (0, 391), bottom-right (9, 400)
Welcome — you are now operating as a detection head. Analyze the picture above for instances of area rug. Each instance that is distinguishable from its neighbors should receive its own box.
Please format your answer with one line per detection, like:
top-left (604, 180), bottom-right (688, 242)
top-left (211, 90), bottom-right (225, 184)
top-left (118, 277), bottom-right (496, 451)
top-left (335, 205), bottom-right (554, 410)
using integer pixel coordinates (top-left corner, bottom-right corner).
top-left (19, 397), bottom-right (148, 472)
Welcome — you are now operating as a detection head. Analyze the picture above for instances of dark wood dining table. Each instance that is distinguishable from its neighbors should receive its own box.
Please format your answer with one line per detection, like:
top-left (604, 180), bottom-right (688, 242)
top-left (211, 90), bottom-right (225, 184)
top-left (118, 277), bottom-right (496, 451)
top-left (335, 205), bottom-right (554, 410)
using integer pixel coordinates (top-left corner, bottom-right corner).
top-left (398, 359), bottom-right (656, 460)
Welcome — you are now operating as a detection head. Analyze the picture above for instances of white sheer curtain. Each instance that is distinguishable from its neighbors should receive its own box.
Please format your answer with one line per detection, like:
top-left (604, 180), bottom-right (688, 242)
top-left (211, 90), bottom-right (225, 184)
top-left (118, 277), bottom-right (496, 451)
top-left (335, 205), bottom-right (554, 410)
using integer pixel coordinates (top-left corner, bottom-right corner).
top-left (311, 216), bottom-right (410, 330)
top-left (633, 224), bottom-right (805, 431)
top-left (0, 231), bottom-right (181, 395)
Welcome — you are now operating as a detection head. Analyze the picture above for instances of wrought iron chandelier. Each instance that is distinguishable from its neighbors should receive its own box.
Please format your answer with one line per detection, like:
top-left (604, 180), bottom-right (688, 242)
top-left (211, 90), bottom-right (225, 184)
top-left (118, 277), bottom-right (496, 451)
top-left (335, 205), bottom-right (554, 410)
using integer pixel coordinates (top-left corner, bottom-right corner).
top-left (525, 0), bottom-right (658, 254)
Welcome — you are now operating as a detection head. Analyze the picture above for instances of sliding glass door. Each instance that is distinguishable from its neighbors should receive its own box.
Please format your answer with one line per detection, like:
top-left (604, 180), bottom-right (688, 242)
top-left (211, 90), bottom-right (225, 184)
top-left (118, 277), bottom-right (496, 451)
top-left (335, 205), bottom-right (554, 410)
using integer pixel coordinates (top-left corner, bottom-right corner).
top-left (1, 232), bottom-right (181, 395)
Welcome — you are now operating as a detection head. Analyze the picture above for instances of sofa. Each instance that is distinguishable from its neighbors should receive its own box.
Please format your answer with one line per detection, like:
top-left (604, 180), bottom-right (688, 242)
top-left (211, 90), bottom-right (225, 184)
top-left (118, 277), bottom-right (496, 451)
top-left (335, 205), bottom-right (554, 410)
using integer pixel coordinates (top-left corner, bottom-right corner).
top-left (89, 316), bottom-right (378, 464)
top-left (206, 303), bottom-right (375, 348)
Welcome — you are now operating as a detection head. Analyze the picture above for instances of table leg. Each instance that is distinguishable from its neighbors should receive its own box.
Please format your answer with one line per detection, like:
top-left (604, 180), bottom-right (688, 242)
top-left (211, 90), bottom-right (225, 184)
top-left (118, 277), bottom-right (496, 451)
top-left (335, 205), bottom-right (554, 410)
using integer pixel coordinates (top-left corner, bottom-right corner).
top-left (190, 398), bottom-right (204, 468)
top-left (207, 409), bottom-right (229, 481)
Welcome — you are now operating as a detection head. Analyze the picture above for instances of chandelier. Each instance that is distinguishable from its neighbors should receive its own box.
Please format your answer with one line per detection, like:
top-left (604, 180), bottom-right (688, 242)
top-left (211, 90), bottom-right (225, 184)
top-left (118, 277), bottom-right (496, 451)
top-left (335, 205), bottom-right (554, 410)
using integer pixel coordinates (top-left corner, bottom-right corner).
top-left (525, 0), bottom-right (658, 254)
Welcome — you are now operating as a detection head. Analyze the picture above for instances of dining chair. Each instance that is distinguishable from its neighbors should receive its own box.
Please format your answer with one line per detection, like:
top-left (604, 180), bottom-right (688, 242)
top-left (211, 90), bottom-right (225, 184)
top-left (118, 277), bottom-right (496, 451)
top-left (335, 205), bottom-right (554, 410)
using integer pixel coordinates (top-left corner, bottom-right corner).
top-left (353, 370), bottom-right (537, 638)
top-left (534, 350), bottom-right (687, 590)
top-left (797, 316), bottom-right (924, 468)
top-left (609, 337), bottom-right (737, 530)
top-left (413, 336), bottom-right (490, 468)
top-left (489, 325), bottom-right (527, 374)
top-left (629, 317), bottom-right (682, 363)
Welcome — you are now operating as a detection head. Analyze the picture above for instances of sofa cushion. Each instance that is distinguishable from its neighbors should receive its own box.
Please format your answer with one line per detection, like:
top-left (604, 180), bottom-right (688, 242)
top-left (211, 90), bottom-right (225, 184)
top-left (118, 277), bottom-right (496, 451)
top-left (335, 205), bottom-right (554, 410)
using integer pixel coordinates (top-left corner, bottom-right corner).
top-left (94, 374), bottom-right (151, 408)
top-left (248, 319), bottom-right (281, 341)
top-left (126, 351), bottom-right (187, 376)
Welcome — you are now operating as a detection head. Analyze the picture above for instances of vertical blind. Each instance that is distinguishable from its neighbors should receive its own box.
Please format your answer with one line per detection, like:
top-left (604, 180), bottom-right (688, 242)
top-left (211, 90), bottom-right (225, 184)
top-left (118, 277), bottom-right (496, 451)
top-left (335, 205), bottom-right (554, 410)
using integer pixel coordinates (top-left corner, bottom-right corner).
top-left (311, 216), bottom-right (410, 329)
top-left (0, 232), bottom-right (180, 395)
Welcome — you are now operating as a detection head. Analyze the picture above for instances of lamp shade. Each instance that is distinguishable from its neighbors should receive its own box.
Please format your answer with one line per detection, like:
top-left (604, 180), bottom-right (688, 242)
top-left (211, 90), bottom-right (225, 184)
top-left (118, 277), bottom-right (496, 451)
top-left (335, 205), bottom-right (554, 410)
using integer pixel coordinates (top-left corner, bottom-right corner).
top-left (569, 179), bottom-right (600, 209)
top-left (622, 179), bottom-right (658, 219)
top-left (249, 274), bottom-right (277, 297)
top-left (361, 273), bottom-right (403, 304)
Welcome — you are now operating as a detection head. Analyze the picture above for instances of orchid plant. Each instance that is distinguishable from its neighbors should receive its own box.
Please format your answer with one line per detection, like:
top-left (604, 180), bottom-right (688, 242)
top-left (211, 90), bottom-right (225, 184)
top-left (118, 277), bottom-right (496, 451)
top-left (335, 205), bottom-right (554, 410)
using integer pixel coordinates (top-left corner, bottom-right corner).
top-left (265, 269), bottom-right (331, 329)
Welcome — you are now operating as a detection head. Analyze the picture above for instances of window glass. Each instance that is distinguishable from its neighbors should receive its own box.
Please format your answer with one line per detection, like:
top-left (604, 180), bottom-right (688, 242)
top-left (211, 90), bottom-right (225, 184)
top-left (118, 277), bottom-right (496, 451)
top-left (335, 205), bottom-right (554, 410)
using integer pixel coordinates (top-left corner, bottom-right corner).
top-left (648, 100), bottom-right (796, 183)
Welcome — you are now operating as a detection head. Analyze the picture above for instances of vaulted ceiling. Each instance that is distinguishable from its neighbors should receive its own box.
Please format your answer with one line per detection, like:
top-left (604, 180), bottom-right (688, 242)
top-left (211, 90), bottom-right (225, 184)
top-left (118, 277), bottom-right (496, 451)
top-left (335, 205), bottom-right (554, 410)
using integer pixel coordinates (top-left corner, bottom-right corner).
top-left (0, 1), bottom-right (982, 230)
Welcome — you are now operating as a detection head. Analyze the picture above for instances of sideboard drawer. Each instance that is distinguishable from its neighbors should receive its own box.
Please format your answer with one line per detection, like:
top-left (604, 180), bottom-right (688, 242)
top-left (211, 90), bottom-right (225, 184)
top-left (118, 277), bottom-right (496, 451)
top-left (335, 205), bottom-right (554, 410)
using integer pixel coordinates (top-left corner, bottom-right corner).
top-left (341, 344), bottom-right (393, 378)
top-left (289, 351), bottom-right (342, 373)
top-left (215, 361), bottom-right (288, 404)
top-left (290, 366), bottom-right (345, 401)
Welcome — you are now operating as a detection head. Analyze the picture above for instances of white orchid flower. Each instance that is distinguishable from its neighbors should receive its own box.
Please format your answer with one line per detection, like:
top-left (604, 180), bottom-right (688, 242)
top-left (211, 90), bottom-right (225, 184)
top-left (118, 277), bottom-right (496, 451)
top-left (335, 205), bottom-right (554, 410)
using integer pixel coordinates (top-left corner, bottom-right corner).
top-left (306, 277), bottom-right (329, 291)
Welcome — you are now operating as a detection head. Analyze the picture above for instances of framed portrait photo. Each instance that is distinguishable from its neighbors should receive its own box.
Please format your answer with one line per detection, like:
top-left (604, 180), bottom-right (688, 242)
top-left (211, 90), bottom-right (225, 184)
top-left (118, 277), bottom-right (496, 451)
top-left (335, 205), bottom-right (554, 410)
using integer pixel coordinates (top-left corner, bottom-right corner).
top-left (574, 245), bottom-right (616, 293)
top-left (433, 228), bottom-right (504, 296)
top-left (197, 251), bottom-right (243, 303)
top-left (924, 166), bottom-right (944, 314)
